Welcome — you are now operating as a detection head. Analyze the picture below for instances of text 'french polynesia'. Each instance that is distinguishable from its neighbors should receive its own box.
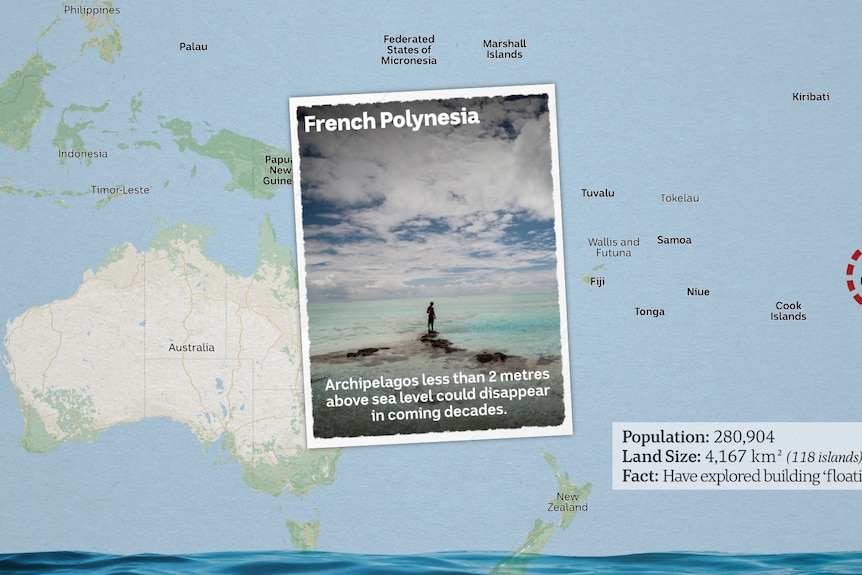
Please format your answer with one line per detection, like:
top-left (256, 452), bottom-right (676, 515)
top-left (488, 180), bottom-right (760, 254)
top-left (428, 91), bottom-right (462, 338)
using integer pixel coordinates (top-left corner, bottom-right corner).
top-left (303, 107), bottom-right (480, 133)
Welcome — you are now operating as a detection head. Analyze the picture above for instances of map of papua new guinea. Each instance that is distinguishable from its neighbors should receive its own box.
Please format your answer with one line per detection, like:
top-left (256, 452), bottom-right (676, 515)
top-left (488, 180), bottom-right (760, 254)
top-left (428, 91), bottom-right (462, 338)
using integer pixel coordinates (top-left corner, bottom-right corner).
top-left (4, 216), bottom-right (339, 498)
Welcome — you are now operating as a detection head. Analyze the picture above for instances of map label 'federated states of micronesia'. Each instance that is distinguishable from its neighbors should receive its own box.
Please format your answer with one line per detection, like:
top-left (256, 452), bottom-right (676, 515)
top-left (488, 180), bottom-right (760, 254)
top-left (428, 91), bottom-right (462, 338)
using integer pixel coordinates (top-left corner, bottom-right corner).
top-left (3, 216), bottom-right (339, 497)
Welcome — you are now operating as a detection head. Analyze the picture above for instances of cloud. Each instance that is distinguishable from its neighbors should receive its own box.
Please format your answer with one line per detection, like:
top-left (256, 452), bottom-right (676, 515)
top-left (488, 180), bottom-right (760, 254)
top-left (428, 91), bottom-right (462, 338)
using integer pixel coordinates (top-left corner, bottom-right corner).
top-left (296, 91), bottom-right (561, 302)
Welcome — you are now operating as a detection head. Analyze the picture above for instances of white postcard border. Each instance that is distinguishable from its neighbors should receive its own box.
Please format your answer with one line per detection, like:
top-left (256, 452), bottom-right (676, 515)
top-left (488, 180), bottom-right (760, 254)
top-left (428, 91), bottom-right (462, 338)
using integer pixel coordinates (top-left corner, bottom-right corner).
top-left (289, 84), bottom-right (572, 449)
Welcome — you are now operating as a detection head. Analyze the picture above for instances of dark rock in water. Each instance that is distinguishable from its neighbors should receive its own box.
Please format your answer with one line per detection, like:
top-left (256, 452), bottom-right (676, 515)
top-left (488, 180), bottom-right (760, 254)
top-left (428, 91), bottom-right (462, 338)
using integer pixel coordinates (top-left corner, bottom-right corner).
top-left (476, 351), bottom-right (508, 363)
top-left (347, 348), bottom-right (379, 358)
top-left (420, 332), bottom-right (462, 354)
top-left (418, 333), bottom-right (488, 356)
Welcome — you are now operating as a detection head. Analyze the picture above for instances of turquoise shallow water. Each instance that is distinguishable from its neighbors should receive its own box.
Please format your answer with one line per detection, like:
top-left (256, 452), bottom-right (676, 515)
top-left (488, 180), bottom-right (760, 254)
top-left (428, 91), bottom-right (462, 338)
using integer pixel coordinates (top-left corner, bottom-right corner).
top-left (3, 551), bottom-right (861, 574)
top-left (307, 293), bottom-right (564, 358)
top-left (306, 293), bottom-right (568, 439)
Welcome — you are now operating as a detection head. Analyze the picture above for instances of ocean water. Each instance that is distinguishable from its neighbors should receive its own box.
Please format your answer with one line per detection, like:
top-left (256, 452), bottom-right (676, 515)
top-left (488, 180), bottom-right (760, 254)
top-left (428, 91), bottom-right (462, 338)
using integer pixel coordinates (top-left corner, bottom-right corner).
top-left (305, 293), bottom-right (568, 439)
top-left (307, 293), bottom-right (564, 359)
top-left (2, 551), bottom-right (861, 574)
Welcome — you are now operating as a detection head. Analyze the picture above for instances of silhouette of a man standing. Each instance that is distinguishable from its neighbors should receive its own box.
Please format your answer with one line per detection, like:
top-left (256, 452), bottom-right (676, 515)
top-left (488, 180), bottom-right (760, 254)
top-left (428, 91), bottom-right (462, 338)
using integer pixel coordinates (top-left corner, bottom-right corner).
top-left (426, 302), bottom-right (436, 333)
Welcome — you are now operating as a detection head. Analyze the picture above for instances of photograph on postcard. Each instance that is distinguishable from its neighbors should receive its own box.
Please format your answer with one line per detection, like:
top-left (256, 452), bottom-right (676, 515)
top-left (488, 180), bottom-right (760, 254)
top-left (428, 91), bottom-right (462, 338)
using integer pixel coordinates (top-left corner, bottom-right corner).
top-left (290, 85), bottom-right (572, 447)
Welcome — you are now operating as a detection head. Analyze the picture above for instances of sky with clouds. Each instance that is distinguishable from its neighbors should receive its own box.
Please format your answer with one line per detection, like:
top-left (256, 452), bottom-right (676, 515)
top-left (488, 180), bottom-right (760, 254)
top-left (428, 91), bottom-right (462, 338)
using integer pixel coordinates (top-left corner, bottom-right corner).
top-left (295, 91), bottom-right (561, 302)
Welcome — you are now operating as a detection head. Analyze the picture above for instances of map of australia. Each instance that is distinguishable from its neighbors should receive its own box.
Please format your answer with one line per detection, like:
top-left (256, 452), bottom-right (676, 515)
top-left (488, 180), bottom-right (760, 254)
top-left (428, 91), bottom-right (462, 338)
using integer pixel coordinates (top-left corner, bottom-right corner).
top-left (4, 216), bottom-right (340, 498)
